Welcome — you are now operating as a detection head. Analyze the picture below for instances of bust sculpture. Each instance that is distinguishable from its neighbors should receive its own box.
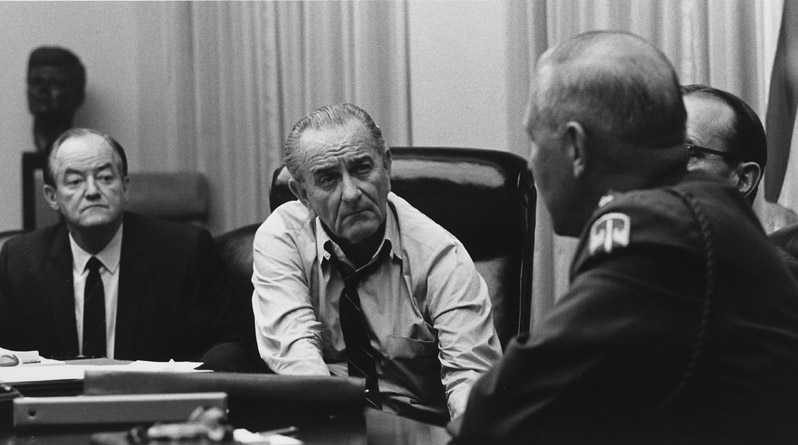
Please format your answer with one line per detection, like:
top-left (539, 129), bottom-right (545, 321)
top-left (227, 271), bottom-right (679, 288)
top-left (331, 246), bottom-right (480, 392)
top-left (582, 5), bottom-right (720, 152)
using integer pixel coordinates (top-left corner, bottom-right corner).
top-left (26, 46), bottom-right (86, 156)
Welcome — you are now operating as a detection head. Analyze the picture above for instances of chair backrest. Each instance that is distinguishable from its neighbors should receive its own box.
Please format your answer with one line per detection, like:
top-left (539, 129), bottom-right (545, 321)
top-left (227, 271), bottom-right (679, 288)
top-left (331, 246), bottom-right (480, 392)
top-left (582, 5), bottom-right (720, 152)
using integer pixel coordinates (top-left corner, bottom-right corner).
top-left (0, 229), bottom-right (28, 251)
top-left (125, 172), bottom-right (210, 226)
top-left (215, 222), bottom-right (261, 305)
top-left (268, 147), bottom-right (536, 349)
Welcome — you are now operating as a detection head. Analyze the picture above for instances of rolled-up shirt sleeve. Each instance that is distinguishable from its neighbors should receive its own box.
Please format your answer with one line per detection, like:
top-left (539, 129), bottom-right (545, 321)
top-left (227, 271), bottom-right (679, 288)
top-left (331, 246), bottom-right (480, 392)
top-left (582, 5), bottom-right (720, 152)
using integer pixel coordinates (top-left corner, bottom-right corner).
top-left (251, 208), bottom-right (329, 375)
top-left (425, 240), bottom-right (503, 418)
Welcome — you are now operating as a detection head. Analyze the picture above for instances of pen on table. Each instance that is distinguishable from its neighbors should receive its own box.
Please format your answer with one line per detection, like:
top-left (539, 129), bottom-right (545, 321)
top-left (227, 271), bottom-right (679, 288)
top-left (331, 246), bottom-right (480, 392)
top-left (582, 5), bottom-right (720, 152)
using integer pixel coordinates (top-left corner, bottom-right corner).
top-left (259, 426), bottom-right (299, 437)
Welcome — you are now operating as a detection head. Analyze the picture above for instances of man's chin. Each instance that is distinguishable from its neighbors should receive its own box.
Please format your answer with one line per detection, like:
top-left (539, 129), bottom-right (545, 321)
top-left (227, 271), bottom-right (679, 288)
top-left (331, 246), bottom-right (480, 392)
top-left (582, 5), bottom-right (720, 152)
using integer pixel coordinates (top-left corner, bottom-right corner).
top-left (341, 223), bottom-right (382, 245)
top-left (75, 214), bottom-right (120, 230)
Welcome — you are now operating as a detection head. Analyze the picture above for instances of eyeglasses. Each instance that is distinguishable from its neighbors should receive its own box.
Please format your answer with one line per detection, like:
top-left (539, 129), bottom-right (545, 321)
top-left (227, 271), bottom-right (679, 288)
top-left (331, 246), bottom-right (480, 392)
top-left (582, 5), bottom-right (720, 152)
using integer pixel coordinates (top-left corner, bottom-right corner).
top-left (686, 143), bottom-right (737, 162)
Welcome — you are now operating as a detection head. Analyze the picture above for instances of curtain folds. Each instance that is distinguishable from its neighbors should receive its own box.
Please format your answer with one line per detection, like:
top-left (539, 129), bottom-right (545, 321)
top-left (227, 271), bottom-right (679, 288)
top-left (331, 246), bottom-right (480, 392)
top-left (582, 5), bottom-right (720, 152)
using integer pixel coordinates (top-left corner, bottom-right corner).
top-left (134, 0), bottom-right (776, 332)
top-left (136, 1), bottom-right (410, 234)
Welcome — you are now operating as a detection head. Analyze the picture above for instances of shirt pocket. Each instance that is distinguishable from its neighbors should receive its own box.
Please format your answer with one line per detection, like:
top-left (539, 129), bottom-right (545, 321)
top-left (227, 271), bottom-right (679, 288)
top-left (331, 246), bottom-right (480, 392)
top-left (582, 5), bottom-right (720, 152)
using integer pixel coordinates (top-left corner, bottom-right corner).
top-left (383, 335), bottom-right (443, 398)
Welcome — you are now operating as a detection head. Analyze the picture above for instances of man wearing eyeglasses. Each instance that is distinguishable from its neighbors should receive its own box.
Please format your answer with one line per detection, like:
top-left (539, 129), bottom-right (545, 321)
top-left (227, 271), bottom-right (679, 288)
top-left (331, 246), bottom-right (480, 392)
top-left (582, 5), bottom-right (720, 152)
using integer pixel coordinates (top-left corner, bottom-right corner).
top-left (682, 84), bottom-right (765, 205)
top-left (682, 84), bottom-right (798, 280)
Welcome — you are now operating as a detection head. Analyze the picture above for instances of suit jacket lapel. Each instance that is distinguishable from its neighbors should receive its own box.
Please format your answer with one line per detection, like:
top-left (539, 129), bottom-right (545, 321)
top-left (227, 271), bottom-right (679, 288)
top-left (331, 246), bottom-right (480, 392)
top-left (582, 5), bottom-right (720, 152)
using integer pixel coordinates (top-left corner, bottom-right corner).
top-left (115, 214), bottom-right (153, 358)
top-left (46, 226), bottom-right (79, 358)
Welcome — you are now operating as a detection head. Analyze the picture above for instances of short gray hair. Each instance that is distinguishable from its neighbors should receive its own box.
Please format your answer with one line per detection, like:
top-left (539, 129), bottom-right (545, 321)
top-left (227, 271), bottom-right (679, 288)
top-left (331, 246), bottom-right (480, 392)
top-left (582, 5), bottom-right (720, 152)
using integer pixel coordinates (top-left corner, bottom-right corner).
top-left (45, 128), bottom-right (128, 187)
top-left (532, 31), bottom-right (686, 155)
top-left (284, 103), bottom-right (387, 181)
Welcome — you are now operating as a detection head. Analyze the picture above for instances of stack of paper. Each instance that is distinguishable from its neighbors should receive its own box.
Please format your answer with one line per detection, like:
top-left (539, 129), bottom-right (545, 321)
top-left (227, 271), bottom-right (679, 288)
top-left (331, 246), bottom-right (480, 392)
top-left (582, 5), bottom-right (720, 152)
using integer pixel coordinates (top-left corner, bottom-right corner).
top-left (0, 358), bottom-right (204, 387)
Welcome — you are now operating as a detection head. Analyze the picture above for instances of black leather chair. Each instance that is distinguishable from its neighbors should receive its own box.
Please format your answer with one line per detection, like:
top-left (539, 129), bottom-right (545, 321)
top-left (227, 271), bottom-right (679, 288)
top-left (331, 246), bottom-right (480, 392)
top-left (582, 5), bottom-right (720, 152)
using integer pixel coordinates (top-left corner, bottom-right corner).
top-left (266, 147), bottom-right (536, 349)
top-left (216, 223), bottom-right (261, 307)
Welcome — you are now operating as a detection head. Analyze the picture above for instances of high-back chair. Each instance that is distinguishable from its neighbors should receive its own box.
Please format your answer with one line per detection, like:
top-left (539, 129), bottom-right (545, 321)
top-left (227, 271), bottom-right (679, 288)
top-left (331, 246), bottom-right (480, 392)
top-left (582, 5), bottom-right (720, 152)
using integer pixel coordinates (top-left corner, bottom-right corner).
top-left (266, 146), bottom-right (536, 349)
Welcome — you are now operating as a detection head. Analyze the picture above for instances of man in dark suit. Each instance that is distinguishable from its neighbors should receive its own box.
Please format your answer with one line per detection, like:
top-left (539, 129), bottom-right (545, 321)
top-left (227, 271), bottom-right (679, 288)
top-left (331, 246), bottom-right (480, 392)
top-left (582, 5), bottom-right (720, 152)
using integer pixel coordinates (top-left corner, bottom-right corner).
top-left (0, 128), bottom-right (246, 362)
top-left (681, 84), bottom-right (798, 279)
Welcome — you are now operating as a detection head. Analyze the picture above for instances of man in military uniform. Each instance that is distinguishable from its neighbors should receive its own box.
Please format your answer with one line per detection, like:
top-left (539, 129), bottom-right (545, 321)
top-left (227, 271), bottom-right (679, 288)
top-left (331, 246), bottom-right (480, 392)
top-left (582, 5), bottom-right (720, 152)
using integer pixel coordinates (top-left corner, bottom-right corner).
top-left (453, 31), bottom-right (798, 444)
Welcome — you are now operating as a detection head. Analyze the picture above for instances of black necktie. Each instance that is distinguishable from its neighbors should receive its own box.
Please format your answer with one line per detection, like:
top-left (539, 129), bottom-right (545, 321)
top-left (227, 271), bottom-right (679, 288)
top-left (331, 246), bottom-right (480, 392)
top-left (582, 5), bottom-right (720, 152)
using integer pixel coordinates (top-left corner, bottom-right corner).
top-left (83, 256), bottom-right (106, 358)
top-left (327, 244), bottom-right (388, 410)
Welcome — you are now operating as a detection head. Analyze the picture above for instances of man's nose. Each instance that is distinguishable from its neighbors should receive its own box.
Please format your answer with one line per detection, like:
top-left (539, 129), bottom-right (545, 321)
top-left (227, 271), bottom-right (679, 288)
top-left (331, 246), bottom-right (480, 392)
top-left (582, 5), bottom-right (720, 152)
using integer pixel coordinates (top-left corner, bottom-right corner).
top-left (341, 172), bottom-right (361, 201)
top-left (85, 178), bottom-right (101, 198)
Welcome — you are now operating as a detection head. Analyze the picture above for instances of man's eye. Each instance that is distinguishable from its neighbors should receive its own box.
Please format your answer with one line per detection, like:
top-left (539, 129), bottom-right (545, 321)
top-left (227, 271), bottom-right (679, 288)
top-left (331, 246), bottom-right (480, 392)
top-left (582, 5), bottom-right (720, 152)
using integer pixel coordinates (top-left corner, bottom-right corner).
top-left (98, 175), bottom-right (114, 183)
top-left (65, 177), bottom-right (82, 186)
top-left (354, 164), bottom-right (372, 175)
top-left (687, 147), bottom-right (704, 159)
top-left (318, 175), bottom-right (337, 187)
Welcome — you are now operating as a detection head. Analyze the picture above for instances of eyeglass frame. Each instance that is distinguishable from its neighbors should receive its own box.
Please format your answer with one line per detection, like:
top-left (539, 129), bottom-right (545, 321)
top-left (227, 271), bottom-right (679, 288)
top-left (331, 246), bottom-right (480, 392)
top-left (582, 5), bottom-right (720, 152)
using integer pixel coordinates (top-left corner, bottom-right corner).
top-left (686, 143), bottom-right (739, 164)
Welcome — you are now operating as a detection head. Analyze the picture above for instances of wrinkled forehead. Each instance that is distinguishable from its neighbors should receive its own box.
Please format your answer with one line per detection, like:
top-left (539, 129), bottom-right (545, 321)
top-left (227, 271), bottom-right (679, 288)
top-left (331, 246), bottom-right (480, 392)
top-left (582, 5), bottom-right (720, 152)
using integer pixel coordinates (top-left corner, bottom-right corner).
top-left (298, 120), bottom-right (381, 168)
top-left (51, 134), bottom-right (121, 175)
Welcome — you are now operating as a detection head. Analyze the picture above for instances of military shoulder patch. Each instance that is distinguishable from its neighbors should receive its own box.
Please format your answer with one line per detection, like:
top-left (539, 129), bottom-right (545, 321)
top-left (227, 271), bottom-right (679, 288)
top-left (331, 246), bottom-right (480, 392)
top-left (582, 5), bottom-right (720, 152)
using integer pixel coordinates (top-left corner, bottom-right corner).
top-left (588, 212), bottom-right (631, 255)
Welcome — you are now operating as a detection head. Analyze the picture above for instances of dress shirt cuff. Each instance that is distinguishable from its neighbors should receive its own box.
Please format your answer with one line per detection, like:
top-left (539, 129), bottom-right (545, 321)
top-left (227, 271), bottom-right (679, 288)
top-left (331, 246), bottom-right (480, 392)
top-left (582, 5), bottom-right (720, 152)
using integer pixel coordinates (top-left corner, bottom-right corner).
top-left (265, 339), bottom-right (330, 376)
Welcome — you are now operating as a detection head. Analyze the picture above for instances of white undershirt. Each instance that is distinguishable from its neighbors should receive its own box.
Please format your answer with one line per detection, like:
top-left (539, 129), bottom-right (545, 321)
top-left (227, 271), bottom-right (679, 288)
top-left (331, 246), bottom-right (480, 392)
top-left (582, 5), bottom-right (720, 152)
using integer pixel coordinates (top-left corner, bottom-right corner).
top-left (70, 224), bottom-right (123, 358)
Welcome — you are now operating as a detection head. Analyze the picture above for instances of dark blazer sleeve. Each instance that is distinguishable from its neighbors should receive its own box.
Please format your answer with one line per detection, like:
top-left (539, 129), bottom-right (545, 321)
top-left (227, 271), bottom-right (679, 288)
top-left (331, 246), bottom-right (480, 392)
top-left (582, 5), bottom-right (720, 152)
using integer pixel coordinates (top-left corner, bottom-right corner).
top-left (0, 225), bottom-right (79, 358)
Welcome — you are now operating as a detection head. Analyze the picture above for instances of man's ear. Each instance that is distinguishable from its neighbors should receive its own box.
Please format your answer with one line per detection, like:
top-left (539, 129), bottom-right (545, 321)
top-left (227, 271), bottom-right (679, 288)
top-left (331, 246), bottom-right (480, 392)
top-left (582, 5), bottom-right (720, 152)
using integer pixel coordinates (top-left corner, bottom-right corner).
top-left (735, 161), bottom-right (762, 200)
top-left (43, 184), bottom-right (59, 211)
top-left (563, 121), bottom-right (588, 179)
top-left (383, 148), bottom-right (392, 192)
top-left (383, 147), bottom-right (392, 174)
top-left (122, 175), bottom-right (130, 204)
top-left (288, 177), bottom-right (310, 207)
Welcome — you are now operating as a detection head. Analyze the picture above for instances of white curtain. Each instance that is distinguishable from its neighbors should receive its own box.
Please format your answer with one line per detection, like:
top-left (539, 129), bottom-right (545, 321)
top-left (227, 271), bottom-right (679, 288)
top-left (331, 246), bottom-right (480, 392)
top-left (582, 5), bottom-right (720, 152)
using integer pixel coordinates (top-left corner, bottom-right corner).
top-left (133, 0), bottom-right (777, 331)
top-left (134, 1), bottom-right (411, 234)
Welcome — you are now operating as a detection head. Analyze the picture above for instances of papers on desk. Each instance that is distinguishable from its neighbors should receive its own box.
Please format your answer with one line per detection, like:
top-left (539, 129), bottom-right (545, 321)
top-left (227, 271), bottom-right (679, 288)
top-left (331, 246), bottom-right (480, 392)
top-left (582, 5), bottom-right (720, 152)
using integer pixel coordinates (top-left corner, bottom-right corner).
top-left (0, 347), bottom-right (62, 366)
top-left (234, 428), bottom-right (304, 444)
top-left (0, 359), bottom-right (205, 385)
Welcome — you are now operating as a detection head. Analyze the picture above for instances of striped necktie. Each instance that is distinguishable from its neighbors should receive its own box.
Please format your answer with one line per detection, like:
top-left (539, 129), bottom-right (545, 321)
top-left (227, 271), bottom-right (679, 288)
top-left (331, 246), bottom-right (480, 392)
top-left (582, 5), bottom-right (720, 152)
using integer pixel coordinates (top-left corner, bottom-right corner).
top-left (82, 256), bottom-right (106, 358)
top-left (327, 244), bottom-right (388, 410)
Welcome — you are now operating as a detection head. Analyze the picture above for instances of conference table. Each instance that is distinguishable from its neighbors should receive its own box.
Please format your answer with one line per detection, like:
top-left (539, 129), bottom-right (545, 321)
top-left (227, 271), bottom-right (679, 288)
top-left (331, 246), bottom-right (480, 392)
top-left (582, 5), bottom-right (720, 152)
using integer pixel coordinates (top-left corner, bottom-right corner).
top-left (0, 361), bottom-right (452, 445)
top-left (1, 409), bottom-right (451, 444)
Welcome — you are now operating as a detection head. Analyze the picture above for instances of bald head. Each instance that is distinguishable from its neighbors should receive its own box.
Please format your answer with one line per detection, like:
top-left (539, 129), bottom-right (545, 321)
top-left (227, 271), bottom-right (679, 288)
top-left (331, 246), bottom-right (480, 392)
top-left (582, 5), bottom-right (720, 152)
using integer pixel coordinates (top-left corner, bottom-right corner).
top-left (532, 31), bottom-right (686, 158)
top-left (525, 31), bottom-right (687, 236)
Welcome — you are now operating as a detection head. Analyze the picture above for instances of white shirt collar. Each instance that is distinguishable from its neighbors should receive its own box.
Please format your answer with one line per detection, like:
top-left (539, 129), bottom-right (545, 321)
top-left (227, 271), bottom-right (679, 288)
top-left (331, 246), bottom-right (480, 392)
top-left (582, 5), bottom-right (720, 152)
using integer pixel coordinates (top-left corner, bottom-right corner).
top-left (70, 224), bottom-right (124, 273)
top-left (316, 196), bottom-right (403, 268)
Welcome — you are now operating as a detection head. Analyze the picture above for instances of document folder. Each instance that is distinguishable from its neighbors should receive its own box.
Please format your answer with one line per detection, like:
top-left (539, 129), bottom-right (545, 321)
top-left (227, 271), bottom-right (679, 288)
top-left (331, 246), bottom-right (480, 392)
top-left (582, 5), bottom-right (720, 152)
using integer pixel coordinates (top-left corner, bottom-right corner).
top-left (13, 392), bottom-right (227, 427)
